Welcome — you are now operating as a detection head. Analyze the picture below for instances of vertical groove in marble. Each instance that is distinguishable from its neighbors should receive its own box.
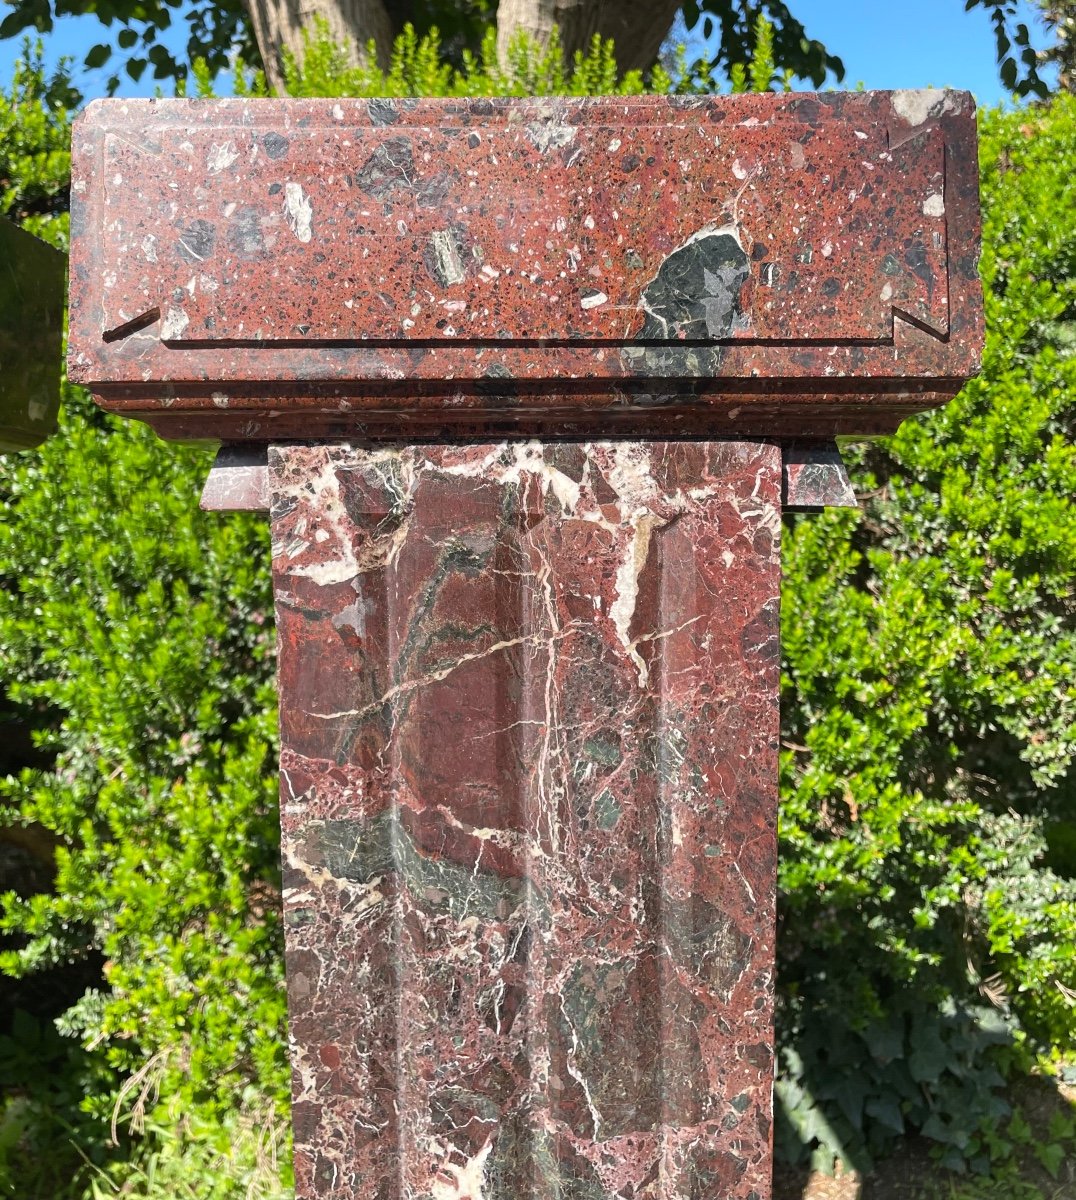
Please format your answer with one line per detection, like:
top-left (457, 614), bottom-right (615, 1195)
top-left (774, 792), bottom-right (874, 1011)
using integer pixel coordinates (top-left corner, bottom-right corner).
top-left (386, 493), bottom-right (407, 1200)
top-left (270, 441), bottom-right (781, 1200)
top-left (656, 516), bottom-right (689, 1197)
top-left (517, 485), bottom-right (545, 1200)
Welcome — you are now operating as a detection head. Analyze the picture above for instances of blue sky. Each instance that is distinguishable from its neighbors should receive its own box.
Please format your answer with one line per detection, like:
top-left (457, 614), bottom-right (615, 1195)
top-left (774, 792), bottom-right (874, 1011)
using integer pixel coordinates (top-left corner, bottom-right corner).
top-left (777, 0), bottom-right (1054, 100)
top-left (0, 0), bottom-right (1057, 103)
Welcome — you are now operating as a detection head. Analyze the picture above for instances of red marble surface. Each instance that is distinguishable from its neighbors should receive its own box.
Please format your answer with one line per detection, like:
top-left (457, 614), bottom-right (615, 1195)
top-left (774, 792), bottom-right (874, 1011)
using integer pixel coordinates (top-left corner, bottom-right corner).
top-left (67, 91), bottom-right (983, 441)
top-left (271, 440), bottom-right (781, 1200)
top-left (781, 443), bottom-right (857, 511)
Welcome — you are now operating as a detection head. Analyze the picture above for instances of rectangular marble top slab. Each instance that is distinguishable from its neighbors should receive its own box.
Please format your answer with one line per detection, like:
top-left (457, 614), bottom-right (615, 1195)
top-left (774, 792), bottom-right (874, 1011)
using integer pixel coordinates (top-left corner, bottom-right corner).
top-left (67, 92), bottom-right (983, 441)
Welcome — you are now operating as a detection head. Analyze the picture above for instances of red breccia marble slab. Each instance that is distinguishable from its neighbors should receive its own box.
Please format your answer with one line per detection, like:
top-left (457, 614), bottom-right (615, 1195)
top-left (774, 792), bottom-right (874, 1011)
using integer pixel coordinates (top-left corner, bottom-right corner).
top-left (271, 441), bottom-right (781, 1200)
top-left (67, 91), bottom-right (983, 442)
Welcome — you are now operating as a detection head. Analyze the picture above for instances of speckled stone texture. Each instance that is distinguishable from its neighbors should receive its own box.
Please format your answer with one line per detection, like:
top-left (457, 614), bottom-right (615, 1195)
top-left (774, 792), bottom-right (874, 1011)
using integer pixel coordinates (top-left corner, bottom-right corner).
top-left (271, 441), bottom-right (781, 1200)
top-left (68, 91), bottom-right (983, 441)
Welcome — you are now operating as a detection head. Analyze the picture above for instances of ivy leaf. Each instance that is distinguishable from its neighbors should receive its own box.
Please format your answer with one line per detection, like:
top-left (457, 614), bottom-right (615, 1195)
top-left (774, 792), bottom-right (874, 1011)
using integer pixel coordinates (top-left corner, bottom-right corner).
top-left (832, 1076), bottom-right (869, 1130)
top-left (908, 1022), bottom-right (949, 1083)
top-left (865, 1095), bottom-right (905, 1135)
top-left (1034, 1141), bottom-right (1065, 1178)
top-left (862, 1018), bottom-right (903, 1063)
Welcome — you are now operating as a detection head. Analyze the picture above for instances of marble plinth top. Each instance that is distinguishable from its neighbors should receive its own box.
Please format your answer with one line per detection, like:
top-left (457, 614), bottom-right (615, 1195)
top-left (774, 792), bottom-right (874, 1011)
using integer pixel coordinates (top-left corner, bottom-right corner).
top-left (67, 91), bottom-right (982, 441)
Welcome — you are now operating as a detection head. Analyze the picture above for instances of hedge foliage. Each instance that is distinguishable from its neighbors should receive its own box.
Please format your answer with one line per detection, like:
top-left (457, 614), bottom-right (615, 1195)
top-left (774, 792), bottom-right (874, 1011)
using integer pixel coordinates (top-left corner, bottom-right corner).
top-left (0, 50), bottom-right (289, 1197)
top-left (778, 93), bottom-right (1076, 1173)
top-left (0, 29), bottom-right (1073, 1199)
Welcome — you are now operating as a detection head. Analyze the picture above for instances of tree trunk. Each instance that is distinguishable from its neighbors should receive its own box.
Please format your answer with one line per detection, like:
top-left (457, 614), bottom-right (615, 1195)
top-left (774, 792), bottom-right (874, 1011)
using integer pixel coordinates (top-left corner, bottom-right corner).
top-left (246, 0), bottom-right (681, 89)
top-left (244, 0), bottom-right (395, 93)
top-left (495, 0), bottom-right (682, 75)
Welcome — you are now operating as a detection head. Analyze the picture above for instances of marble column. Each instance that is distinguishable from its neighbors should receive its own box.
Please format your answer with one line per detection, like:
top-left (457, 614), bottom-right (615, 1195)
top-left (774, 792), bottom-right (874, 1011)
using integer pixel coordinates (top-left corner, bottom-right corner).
top-left (271, 441), bottom-right (781, 1200)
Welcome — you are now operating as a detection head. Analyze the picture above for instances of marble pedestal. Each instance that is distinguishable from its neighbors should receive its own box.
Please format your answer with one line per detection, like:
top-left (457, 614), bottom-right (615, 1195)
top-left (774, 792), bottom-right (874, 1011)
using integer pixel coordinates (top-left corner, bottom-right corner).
top-left (67, 90), bottom-right (984, 1200)
top-left (272, 441), bottom-right (781, 1200)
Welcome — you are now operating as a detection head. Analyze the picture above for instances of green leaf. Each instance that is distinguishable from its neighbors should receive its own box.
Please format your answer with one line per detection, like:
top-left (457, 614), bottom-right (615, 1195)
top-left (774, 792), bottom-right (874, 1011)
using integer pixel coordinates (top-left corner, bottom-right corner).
top-left (908, 1027), bottom-right (949, 1083)
top-left (862, 1019), bottom-right (904, 1063)
top-left (1034, 1141), bottom-right (1065, 1178)
top-left (83, 42), bottom-right (111, 69)
top-left (865, 1095), bottom-right (904, 1135)
top-left (831, 1076), bottom-right (868, 1130)
top-left (0, 11), bottom-right (35, 38)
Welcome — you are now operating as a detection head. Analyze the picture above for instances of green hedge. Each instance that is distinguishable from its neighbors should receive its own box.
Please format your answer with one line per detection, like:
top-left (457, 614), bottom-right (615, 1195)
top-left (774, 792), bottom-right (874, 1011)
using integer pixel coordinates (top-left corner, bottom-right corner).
top-left (0, 51), bottom-right (289, 1199)
top-left (778, 93), bottom-right (1076, 1173)
top-left (0, 33), bottom-right (1073, 1199)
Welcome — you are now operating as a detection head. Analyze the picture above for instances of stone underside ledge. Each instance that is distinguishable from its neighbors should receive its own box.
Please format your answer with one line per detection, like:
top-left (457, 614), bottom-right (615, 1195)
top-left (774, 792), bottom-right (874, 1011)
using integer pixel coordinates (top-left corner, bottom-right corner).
top-left (201, 439), bottom-right (857, 514)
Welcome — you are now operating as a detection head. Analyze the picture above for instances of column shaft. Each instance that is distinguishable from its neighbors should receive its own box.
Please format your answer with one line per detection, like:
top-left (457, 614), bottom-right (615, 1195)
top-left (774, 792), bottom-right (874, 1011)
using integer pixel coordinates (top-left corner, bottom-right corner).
top-left (270, 441), bottom-right (781, 1200)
